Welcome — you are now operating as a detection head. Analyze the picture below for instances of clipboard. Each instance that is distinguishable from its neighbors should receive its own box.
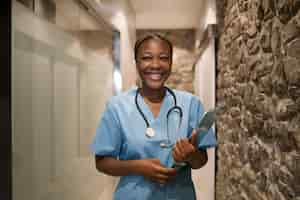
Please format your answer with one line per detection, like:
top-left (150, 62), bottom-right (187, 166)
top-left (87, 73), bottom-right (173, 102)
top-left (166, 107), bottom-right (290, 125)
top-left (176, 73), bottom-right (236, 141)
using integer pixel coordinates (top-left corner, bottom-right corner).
top-left (167, 108), bottom-right (217, 169)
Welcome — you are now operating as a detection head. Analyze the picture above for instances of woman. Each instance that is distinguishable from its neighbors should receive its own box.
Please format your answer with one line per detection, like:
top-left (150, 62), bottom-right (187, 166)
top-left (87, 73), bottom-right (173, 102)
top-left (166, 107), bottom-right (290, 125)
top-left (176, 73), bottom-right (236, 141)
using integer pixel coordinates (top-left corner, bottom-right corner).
top-left (91, 33), bottom-right (217, 199)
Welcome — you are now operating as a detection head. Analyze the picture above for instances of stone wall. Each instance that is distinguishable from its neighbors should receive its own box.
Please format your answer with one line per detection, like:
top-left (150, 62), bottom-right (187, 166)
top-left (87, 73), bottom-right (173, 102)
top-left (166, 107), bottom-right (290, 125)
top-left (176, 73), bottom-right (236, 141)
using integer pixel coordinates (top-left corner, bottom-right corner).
top-left (136, 30), bottom-right (197, 93)
top-left (216, 0), bottom-right (300, 199)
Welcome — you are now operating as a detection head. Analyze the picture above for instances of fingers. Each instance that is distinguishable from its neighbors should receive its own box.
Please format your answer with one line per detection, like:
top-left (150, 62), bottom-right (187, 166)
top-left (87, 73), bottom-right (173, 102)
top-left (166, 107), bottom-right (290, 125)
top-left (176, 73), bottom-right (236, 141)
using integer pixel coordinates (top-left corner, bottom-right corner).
top-left (190, 130), bottom-right (198, 146)
top-left (147, 159), bottom-right (177, 184)
top-left (151, 173), bottom-right (169, 184)
top-left (150, 158), bottom-right (162, 165)
top-left (164, 167), bottom-right (177, 176)
top-left (173, 139), bottom-right (196, 162)
top-left (154, 163), bottom-right (177, 176)
top-left (173, 142), bottom-right (184, 162)
top-left (153, 172), bottom-right (175, 184)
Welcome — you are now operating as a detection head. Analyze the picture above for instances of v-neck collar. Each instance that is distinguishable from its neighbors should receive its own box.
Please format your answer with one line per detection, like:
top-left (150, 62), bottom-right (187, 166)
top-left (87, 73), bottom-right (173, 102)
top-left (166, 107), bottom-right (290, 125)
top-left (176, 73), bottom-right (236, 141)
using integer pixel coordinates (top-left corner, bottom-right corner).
top-left (137, 88), bottom-right (172, 123)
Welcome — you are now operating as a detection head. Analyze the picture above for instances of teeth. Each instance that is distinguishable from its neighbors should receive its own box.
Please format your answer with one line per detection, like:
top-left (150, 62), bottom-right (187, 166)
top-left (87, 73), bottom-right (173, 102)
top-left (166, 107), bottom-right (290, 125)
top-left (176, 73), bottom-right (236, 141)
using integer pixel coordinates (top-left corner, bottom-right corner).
top-left (148, 73), bottom-right (161, 80)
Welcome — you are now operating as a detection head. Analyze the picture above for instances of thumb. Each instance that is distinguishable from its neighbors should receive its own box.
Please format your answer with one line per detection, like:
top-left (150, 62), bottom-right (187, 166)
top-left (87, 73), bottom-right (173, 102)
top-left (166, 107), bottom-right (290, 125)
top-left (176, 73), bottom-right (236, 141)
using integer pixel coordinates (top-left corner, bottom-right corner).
top-left (190, 130), bottom-right (198, 147)
top-left (150, 158), bottom-right (162, 165)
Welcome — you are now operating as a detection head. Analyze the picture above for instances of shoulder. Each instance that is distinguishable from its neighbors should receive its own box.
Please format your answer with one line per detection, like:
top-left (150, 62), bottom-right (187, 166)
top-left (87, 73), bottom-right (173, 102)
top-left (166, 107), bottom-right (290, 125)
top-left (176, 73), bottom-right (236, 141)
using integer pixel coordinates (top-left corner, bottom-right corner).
top-left (171, 88), bottom-right (204, 112)
top-left (106, 87), bottom-right (137, 109)
top-left (172, 89), bottom-right (201, 102)
top-left (172, 89), bottom-right (193, 97)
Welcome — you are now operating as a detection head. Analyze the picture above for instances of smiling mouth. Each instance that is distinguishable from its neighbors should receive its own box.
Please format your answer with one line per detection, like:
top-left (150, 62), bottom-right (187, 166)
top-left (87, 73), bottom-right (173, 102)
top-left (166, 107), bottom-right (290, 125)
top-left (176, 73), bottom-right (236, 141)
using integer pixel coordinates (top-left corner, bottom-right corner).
top-left (145, 72), bottom-right (164, 81)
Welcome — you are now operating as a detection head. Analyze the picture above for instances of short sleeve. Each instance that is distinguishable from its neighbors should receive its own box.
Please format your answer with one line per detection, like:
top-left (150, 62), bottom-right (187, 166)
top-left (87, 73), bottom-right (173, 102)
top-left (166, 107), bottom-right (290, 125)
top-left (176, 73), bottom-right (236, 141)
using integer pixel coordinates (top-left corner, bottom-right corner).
top-left (188, 96), bottom-right (217, 150)
top-left (90, 100), bottom-right (122, 158)
top-left (188, 96), bottom-right (205, 134)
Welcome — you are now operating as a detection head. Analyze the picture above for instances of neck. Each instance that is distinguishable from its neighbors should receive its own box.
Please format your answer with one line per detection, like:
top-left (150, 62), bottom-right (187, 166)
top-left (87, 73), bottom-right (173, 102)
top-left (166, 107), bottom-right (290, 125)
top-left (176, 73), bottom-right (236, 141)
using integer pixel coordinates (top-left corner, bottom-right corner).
top-left (140, 86), bottom-right (166, 103)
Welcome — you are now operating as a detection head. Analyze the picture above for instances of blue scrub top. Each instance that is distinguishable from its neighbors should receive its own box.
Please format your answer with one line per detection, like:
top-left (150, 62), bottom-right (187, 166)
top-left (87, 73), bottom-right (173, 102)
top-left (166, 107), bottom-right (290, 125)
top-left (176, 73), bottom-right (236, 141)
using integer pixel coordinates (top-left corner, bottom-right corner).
top-left (91, 88), bottom-right (217, 200)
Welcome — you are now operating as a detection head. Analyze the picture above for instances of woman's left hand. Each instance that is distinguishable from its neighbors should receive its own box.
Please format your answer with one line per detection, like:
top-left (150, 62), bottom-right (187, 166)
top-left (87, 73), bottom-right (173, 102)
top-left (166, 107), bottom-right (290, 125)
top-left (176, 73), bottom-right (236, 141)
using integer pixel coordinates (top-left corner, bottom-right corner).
top-left (172, 130), bottom-right (198, 163)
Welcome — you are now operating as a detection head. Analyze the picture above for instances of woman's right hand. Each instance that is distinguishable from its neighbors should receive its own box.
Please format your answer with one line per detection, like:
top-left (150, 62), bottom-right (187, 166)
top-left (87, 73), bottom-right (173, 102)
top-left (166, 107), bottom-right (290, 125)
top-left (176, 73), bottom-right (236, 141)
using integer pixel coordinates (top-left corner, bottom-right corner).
top-left (136, 158), bottom-right (177, 184)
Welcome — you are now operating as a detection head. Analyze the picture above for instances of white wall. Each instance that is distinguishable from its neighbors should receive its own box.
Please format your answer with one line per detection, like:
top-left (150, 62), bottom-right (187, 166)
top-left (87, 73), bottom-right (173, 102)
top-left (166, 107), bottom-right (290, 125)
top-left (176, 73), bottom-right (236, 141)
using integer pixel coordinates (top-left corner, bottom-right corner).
top-left (12, 1), bottom-right (116, 200)
top-left (87, 0), bottom-right (137, 90)
top-left (193, 38), bottom-right (216, 200)
top-left (193, 0), bottom-right (217, 200)
top-left (132, 0), bottom-right (206, 29)
top-left (135, 12), bottom-right (204, 29)
top-left (110, 0), bottom-right (137, 90)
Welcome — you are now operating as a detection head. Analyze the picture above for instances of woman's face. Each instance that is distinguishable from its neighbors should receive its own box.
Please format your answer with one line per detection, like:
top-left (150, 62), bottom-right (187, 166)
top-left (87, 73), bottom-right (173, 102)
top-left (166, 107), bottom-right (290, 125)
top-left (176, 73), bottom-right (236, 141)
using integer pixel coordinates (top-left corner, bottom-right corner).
top-left (136, 38), bottom-right (172, 90)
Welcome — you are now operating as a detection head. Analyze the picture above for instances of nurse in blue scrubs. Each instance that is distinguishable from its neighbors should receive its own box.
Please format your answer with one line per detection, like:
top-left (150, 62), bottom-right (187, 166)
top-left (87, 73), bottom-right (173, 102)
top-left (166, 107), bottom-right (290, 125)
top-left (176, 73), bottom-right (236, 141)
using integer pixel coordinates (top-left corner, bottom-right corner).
top-left (91, 33), bottom-right (217, 200)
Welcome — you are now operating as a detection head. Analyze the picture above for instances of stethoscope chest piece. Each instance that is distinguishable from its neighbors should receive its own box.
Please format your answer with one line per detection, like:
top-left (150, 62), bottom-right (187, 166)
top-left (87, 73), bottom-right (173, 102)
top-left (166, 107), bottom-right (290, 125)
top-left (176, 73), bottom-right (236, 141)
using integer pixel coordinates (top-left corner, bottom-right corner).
top-left (145, 127), bottom-right (155, 138)
top-left (135, 87), bottom-right (183, 143)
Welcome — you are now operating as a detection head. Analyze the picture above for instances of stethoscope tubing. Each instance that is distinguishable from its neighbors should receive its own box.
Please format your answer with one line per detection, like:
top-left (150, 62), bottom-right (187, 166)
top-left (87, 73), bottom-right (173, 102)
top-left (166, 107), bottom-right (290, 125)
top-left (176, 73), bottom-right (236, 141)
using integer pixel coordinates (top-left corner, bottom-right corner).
top-left (135, 86), bottom-right (183, 136)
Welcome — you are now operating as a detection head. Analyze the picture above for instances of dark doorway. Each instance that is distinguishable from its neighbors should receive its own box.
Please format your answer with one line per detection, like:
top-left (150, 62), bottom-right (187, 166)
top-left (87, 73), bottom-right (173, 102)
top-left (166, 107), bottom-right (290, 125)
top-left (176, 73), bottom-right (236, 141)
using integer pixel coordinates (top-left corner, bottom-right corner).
top-left (0, 1), bottom-right (12, 200)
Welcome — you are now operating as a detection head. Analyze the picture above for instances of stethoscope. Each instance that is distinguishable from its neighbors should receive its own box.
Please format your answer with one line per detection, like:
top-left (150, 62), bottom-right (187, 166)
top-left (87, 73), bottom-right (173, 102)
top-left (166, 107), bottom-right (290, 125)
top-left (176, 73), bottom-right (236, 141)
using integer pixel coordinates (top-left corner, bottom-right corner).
top-left (135, 87), bottom-right (183, 148)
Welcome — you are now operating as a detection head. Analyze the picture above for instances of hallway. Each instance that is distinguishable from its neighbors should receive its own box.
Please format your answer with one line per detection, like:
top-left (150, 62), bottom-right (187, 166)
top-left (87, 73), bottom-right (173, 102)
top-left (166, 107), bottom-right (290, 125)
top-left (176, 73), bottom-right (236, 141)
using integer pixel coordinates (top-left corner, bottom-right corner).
top-left (12, 0), bottom-right (217, 199)
top-left (11, 0), bottom-right (300, 200)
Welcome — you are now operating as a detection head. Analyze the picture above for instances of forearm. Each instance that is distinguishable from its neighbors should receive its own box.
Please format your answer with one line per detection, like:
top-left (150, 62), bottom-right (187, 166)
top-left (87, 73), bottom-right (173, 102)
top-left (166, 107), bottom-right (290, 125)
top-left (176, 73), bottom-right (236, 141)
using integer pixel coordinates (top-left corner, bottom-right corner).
top-left (187, 149), bottom-right (208, 169)
top-left (95, 156), bottom-right (143, 176)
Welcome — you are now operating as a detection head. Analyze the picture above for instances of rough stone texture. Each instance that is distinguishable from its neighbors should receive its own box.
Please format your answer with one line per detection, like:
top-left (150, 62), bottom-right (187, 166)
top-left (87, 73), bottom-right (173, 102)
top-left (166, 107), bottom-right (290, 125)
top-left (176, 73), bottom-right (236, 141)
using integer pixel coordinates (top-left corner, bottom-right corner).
top-left (136, 30), bottom-right (197, 93)
top-left (216, 0), bottom-right (300, 200)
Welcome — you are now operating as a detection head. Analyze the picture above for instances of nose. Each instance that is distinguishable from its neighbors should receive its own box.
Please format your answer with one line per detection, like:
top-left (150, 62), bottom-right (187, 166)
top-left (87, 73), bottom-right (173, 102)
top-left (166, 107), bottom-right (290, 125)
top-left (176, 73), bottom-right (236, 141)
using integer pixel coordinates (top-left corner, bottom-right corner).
top-left (150, 57), bottom-right (161, 68)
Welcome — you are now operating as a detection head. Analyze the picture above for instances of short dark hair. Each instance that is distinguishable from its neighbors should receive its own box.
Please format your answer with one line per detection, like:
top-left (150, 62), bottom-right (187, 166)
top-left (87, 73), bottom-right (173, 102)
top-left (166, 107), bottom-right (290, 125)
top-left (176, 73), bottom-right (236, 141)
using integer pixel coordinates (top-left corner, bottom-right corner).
top-left (134, 33), bottom-right (173, 62)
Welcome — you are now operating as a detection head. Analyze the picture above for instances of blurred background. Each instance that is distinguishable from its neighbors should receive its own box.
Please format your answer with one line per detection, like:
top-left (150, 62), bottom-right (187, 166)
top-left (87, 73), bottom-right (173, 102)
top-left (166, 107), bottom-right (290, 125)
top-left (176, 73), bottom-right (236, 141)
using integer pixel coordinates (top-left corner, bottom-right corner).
top-left (12, 0), bottom-right (217, 199)
top-left (11, 0), bottom-right (300, 200)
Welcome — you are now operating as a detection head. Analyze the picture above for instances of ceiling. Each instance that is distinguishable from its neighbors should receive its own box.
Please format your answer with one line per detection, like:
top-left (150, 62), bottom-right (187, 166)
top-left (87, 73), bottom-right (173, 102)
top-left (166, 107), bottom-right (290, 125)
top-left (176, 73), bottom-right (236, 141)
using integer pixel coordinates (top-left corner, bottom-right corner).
top-left (129, 0), bottom-right (207, 29)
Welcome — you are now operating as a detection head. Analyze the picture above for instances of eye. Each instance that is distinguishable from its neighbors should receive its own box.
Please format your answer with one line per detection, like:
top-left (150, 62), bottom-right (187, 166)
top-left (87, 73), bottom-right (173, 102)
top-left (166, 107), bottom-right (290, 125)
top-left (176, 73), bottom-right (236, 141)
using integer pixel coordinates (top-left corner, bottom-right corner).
top-left (141, 55), bottom-right (153, 60)
top-left (160, 55), bottom-right (170, 61)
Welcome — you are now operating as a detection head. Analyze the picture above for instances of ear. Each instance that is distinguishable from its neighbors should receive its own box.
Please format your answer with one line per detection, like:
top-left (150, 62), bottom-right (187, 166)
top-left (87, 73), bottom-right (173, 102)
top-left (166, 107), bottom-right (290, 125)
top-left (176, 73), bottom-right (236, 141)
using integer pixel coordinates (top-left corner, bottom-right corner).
top-left (135, 77), bottom-right (142, 87)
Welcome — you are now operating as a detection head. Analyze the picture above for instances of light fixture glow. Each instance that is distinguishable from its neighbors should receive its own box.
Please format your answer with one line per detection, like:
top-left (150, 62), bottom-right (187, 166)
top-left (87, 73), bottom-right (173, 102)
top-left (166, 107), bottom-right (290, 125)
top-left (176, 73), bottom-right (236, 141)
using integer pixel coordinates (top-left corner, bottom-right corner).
top-left (113, 69), bottom-right (122, 93)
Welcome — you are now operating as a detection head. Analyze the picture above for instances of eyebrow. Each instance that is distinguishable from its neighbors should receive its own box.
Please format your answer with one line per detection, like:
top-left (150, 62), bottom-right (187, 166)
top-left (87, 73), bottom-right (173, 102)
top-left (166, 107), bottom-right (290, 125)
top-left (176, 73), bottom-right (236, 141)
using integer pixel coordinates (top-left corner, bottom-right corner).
top-left (140, 51), bottom-right (170, 55)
